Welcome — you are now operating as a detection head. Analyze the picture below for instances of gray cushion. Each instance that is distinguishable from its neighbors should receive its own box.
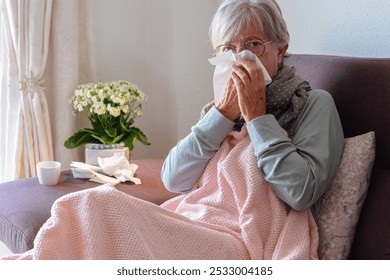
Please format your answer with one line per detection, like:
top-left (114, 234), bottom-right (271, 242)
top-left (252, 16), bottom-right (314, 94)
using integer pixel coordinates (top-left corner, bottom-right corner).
top-left (0, 173), bottom-right (88, 253)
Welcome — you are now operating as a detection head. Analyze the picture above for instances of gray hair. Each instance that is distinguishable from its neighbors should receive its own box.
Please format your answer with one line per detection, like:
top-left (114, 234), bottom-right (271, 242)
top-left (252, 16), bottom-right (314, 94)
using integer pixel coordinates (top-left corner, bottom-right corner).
top-left (210, 0), bottom-right (290, 49)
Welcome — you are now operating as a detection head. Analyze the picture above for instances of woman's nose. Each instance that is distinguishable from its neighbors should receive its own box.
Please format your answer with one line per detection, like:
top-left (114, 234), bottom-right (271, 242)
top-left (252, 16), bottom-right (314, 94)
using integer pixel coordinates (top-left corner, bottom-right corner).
top-left (235, 43), bottom-right (245, 53)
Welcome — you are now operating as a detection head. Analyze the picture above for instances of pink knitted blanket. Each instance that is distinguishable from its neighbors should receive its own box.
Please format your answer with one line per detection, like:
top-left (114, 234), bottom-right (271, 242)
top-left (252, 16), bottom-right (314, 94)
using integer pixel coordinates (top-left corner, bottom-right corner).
top-left (3, 130), bottom-right (318, 260)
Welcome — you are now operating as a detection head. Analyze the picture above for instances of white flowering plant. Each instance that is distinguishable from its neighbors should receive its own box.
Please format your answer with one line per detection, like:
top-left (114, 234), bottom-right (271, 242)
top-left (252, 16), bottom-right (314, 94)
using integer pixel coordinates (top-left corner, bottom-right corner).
top-left (64, 80), bottom-right (150, 151)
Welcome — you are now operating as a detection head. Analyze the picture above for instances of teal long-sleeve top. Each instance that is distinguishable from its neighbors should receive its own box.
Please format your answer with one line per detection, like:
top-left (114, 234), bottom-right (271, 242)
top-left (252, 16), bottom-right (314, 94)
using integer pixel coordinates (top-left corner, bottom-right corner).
top-left (161, 90), bottom-right (344, 215)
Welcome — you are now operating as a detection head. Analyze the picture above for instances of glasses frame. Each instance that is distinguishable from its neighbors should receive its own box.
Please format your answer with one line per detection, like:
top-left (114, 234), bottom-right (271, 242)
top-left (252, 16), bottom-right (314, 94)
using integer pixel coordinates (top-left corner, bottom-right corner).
top-left (213, 38), bottom-right (273, 57)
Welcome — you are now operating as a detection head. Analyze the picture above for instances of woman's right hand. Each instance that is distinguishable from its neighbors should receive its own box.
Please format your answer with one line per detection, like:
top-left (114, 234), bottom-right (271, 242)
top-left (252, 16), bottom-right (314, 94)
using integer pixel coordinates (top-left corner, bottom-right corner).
top-left (215, 77), bottom-right (241, 121)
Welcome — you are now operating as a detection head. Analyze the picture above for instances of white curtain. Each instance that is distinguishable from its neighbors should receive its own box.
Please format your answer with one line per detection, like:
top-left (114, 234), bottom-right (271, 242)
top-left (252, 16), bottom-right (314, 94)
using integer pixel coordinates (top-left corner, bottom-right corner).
top-left (0, 0), bottom-right (95, 183)
top-left (44, 0), bottom-right (96, 173)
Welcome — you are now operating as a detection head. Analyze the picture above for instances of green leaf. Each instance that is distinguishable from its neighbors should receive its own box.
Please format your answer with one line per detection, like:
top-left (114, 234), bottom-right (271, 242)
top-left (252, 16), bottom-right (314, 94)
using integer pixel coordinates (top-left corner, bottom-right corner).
top-left (77, 127), bottom-right (101, 137)
top-left (123, 134), bottom-right (137, 151)
top-left (122, 127), bottom-right (151, 150)
top-left (112, 133), bottom-right (125, 144)
top-left (135, 129), bottom-right (150, 145)
top-left (64, 129), bottom-right (95, 149)
top-left (90, 133), bottom-right (125, 145)
top-left (119, 116), bottom-right (131, 133)
top-left (90, 134), bottom-right (108, 145)
top-left (105, 128), bottom-right (117, 138)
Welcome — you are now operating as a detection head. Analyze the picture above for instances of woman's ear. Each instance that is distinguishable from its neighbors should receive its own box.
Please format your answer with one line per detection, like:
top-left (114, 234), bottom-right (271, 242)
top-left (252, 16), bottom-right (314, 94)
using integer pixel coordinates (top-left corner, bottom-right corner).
top-left (277, 43), bottom-right (289, 65)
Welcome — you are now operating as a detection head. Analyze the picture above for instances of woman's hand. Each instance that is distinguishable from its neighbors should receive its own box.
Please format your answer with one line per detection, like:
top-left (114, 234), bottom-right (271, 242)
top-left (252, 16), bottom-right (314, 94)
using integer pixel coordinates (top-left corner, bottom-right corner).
top-left (231, 59), bottom-right (267, 122)
top-left (215, 77), bottom-right (241, 121)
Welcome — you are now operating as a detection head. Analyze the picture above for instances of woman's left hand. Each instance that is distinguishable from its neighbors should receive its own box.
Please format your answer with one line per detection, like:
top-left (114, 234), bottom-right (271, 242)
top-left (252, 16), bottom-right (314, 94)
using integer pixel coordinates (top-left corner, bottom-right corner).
top-left (231, 59), bottom-right (267, 122)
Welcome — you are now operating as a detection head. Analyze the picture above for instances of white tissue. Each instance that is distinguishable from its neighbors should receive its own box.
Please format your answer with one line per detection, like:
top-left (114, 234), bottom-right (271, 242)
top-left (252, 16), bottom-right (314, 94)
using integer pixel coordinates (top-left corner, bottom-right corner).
top-left (70, 161), bottom-right (122, 185)
top-left (208, 50), bottom-right (272, 102)
top-left (98, 153), bottom-right (141, 185)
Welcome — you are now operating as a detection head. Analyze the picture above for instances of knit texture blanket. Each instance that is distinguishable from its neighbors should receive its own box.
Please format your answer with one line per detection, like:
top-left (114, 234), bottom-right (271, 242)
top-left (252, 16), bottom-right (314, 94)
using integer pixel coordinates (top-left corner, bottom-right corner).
top-left (2, 130), bottom-right (318, 260)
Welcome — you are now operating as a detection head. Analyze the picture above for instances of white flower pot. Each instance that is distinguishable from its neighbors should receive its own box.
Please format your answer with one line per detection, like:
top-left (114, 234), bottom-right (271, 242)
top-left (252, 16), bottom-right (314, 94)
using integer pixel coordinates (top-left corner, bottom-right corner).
top-left (85, 144), bottom-right (130, 166)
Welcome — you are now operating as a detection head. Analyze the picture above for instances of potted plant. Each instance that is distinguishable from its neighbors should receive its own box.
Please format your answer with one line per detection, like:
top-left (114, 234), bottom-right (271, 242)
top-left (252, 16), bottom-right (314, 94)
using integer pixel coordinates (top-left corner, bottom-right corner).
top-left (64, 80), bottom-right (150, 164)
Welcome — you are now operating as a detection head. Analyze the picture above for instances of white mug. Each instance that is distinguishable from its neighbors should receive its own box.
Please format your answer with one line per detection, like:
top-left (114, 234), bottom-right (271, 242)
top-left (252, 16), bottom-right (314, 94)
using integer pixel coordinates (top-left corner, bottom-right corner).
top-left (36, 161), bottom-right (61, 185)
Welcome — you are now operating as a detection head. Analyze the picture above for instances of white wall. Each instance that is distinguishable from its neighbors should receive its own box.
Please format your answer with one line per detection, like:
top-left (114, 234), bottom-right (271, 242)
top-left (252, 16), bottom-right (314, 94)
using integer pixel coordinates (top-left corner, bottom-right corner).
top-left (95, 0), bottom-right (389, 159)
top-left (277, 0), bottom-right (390, 58)
top-left (95, 0), bottom-right (219, 159)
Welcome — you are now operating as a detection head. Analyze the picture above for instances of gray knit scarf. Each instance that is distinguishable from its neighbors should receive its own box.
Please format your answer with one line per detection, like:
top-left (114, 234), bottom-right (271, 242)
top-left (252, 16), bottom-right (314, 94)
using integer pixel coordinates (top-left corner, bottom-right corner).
top-left (265, 63), bottom-right (310, 135)
top-left (202, 63), bottom-right (310, 136)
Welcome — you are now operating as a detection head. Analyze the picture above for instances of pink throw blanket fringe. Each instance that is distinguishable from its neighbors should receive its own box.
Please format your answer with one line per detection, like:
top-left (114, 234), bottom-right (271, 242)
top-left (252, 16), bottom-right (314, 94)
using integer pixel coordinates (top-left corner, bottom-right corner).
top-left (2, 129), bottom-right (318, 260)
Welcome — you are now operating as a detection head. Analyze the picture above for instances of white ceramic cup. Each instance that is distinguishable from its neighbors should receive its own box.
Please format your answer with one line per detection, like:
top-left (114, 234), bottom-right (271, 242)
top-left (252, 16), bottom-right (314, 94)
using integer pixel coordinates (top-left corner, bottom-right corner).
top-left (36, 161), bottom-right (61, 185)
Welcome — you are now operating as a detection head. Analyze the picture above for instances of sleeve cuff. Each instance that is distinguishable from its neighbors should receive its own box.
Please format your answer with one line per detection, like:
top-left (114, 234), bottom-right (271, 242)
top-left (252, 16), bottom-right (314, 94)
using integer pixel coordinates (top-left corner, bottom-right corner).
top-left (194, 106), bottom-right (235, 145)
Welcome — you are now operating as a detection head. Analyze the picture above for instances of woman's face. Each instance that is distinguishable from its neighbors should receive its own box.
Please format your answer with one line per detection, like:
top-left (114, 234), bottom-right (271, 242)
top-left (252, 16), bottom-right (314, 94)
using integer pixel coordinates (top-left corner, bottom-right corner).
top-left (225, 24), bottom-right (288, 79)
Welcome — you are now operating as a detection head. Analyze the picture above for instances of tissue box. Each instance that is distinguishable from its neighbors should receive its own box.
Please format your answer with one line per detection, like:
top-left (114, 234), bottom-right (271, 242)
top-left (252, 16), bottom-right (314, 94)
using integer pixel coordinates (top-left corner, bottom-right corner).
top-left (85, 144), bottom-right (130, 166)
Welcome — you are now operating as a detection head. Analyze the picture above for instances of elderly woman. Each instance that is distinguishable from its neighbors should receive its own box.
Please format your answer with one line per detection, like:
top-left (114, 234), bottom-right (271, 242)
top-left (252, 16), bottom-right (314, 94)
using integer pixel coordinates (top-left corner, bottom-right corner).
top-left (162, 0), bottom-right (344, 218)
top-left (3, 0), bottom-right (344, 261)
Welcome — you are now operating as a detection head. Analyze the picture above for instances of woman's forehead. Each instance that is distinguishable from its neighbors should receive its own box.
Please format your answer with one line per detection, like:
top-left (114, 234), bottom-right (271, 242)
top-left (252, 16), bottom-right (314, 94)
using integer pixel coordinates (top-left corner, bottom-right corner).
top-left (225, 22), bottom-right (265, 42)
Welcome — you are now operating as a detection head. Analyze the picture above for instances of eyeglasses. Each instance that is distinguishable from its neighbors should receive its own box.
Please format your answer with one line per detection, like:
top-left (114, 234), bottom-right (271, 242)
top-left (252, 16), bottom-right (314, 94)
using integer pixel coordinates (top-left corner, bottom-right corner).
top-left (213, 38), bottom-right (272, 57)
